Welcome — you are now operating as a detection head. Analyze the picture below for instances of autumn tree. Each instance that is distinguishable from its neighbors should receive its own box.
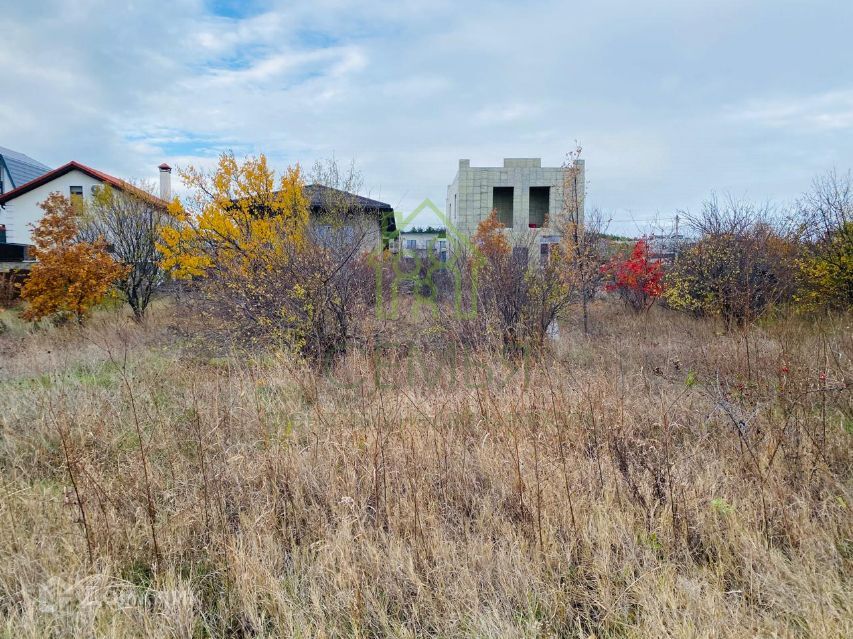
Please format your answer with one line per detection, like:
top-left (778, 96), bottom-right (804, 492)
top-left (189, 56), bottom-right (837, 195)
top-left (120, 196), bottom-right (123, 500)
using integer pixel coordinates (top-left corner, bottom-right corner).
top-left (471, 209), bottom-right (511, 263)
top-left (158, 152), bottom-right (308, 279)
top-left (601, 239), bottom-right (665, 312)
top-left (470, 210), bottom-right (526, 350)
top-left (468, 211), bottom-right (570, 352)
top-left (80, 183), bottom-right (169, 321)
top-left (665, 196), bottom-right (797, 327)
top-left (159, 152), bottom-right (378, 365)
top-left (543, 145), bottom-right (611, 333)
top-left (795, 169), bottom-right (853, 312)
top-left (528, 238), bottom-right (573, 346)
top-left (21, 193), bottom-right (127, 324)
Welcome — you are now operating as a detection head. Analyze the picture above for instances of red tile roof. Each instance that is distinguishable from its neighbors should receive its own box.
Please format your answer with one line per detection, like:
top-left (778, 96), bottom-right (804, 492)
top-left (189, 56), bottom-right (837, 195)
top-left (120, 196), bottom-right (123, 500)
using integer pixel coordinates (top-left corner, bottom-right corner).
top-left (0, 160), bottom-right (168, 207)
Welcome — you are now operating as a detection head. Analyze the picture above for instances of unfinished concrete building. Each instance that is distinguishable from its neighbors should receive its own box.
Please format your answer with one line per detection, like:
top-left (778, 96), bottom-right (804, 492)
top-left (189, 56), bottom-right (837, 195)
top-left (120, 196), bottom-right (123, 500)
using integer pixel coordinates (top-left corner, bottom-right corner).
top-left (445, 158), bottom-right (583, 259)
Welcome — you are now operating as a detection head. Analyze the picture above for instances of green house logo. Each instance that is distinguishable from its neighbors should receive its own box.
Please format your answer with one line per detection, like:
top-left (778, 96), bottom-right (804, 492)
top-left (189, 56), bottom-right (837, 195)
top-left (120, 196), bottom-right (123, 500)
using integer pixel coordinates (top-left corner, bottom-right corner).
top-left (376, 198), bottom-right (478, 320)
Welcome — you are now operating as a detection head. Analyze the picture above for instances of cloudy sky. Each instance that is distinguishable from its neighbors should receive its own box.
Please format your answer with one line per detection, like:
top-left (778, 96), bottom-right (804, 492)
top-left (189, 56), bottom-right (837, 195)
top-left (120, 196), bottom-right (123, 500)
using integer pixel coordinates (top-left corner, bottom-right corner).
top-left (2, 0), bottom-right (852, 233)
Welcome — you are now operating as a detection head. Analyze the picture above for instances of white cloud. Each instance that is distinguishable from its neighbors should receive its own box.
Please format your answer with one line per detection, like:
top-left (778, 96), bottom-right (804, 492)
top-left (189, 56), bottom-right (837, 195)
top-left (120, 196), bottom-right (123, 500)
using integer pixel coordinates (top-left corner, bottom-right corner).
top-left (474, 103), bottom-right (544, 126)
top-left (1, 0), bottom-right (852, 231)
top-left (731, 90), bottom-right (853, 131)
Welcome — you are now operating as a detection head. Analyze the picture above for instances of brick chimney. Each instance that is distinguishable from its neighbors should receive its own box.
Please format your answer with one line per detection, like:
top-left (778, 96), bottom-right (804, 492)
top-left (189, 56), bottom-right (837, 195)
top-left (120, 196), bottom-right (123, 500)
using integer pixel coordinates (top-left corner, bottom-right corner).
top-left (158, 163), bottom-right (172, 201)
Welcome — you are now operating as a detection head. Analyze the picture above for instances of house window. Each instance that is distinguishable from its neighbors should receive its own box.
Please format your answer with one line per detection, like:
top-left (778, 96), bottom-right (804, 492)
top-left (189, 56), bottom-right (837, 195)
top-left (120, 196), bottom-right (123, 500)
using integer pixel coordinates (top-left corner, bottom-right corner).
top-left (405, 239), bottom-right (417, 249)
top-left (438, 239), bottom-right (448, 263)
top-left (529, 186), bottom-right (549, 228)
top-left (69, 185), bottom-right (83, 199)
top-left (493, 187), bottom-right (514, 228)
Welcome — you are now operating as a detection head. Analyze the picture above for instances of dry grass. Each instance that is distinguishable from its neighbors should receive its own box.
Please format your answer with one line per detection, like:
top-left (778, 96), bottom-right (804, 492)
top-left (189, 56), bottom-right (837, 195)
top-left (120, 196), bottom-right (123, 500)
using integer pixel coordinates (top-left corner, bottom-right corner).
top-left (0, 301), bottom-right (850, 638)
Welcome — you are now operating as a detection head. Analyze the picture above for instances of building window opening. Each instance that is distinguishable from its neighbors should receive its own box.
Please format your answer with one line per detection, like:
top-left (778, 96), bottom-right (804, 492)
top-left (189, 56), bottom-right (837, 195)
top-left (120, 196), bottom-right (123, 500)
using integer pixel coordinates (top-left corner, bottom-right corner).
top-left (493, 186), bottom-right (514, 228)
top-left (529, 186), bottom-right (549, 228)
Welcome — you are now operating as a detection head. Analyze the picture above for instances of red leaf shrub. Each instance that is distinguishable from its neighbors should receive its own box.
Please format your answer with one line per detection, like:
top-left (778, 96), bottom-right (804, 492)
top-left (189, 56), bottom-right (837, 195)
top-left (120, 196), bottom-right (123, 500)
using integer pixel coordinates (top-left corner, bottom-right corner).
top-left (602, 239), bottom-right (665, 312)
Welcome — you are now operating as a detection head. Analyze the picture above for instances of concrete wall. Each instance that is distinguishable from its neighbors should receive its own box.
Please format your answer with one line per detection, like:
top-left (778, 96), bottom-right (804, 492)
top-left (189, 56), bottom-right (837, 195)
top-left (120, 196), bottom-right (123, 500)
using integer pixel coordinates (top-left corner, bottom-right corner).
top-left (0, 169), bottom-right (104, 244)
top-left (445, 157), bottom-right (583, 244)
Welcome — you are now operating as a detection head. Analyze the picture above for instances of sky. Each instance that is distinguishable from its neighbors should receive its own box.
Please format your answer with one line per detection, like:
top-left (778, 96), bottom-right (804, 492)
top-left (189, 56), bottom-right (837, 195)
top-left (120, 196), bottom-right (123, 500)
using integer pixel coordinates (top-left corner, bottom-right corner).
top-left (2, 0), bottom-right (852, 234)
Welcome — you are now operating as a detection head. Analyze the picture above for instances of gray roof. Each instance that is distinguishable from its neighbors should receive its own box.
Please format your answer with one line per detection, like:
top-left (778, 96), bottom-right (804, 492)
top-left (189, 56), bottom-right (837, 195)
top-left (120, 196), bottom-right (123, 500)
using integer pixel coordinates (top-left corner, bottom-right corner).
top-left (0, 146), bottom-right (52, 190)
top-left (304, 184), bottom-right (393, 213)
top-left (304, 183), bottom-right (395, 232)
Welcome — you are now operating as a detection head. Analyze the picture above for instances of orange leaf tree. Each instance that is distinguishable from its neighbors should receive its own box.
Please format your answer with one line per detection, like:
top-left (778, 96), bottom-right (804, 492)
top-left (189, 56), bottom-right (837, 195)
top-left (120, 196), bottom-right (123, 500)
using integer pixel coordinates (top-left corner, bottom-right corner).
top-left (471, 209), bottom-right (511, 266)
top-left (21, 193), bottom-right (127, 324)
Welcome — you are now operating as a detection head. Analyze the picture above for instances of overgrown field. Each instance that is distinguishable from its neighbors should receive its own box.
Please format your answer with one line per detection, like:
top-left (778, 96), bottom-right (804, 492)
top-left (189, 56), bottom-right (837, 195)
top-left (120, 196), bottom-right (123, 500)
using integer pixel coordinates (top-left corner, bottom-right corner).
top-left (0, 302), bottom-right (850, 637)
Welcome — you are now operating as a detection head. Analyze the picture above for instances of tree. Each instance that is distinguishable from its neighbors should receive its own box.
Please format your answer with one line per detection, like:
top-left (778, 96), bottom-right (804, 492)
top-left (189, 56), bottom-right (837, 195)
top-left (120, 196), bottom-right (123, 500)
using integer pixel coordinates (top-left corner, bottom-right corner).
top-left (664, 196), bottom-right (797, 327)
top-left (469, 211), bottom-right (571, 352)
top-left (80, 183), bottom-right (169, 321)
top-left (159, 152), bottom-right (379, 365)
top-left (795, 169), bottom-right (853, 312)
top-left (296, 156), bottom-right (383, 363)
top-left (21, 193), bottom-right (127, 324)
top-left (471, 210), bottom-right (523, 350)
top-left (556, 145), bottom-right (601, 333)
top-left (560, 209), bottom-right (608, 333)
top-left (557, 145), bottom-right (608, 333)
top-left (602, 239), bottom-right (664, 312)
top-left (158, 152), bottom-right (308, 280)
top-left (471, 209), bottom-right (511, 262)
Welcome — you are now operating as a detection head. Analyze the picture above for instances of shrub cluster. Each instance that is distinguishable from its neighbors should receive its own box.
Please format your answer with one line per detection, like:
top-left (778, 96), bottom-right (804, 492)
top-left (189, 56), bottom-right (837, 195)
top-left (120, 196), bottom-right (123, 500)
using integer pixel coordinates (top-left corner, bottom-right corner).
top-left (11, 154), bottom-right (851, 365)
top-left (605, 172), bottom-right (852, 324)
top-left (663, 197), bottom-right (799, 326)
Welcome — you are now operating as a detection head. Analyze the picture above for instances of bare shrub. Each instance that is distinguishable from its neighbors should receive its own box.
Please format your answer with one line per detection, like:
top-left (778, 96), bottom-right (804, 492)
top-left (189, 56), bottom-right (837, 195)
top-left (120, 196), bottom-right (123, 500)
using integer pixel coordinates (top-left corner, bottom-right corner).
top-left (458, 212), bottom-right (572, 354)
top-left (80, 183), bottom-right (169, 321)
top-left (0, 270), bottom-right (25, 308)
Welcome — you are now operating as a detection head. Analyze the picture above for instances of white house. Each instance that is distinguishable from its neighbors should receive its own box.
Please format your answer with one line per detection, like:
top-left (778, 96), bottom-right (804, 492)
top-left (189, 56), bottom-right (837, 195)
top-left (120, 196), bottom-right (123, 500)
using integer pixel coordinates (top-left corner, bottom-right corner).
top-left (0, 161), bottom-right (171, 245)
top-left (398, 230), bottom-right (448, 262)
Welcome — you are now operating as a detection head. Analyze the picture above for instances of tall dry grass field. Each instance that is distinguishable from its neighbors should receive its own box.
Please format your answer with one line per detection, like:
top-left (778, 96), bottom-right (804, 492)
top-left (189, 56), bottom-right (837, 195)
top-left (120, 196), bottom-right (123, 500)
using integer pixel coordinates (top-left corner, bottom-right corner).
top-left (0, 302), bottom-right (850, 637)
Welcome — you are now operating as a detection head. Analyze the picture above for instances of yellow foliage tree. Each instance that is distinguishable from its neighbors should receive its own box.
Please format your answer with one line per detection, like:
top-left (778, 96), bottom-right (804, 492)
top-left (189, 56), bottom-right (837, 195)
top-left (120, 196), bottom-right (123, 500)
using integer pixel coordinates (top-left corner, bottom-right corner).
top-left (793, 170), bottom-right (852, 312)
top-left (21, 193), bottom-right (128, 324)
top-left (159, 152), bottom-right (380, 362)
top-left (796, 223), bottom-right (853, 311)
top-left (158, 152), bottom-right (308, 279)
